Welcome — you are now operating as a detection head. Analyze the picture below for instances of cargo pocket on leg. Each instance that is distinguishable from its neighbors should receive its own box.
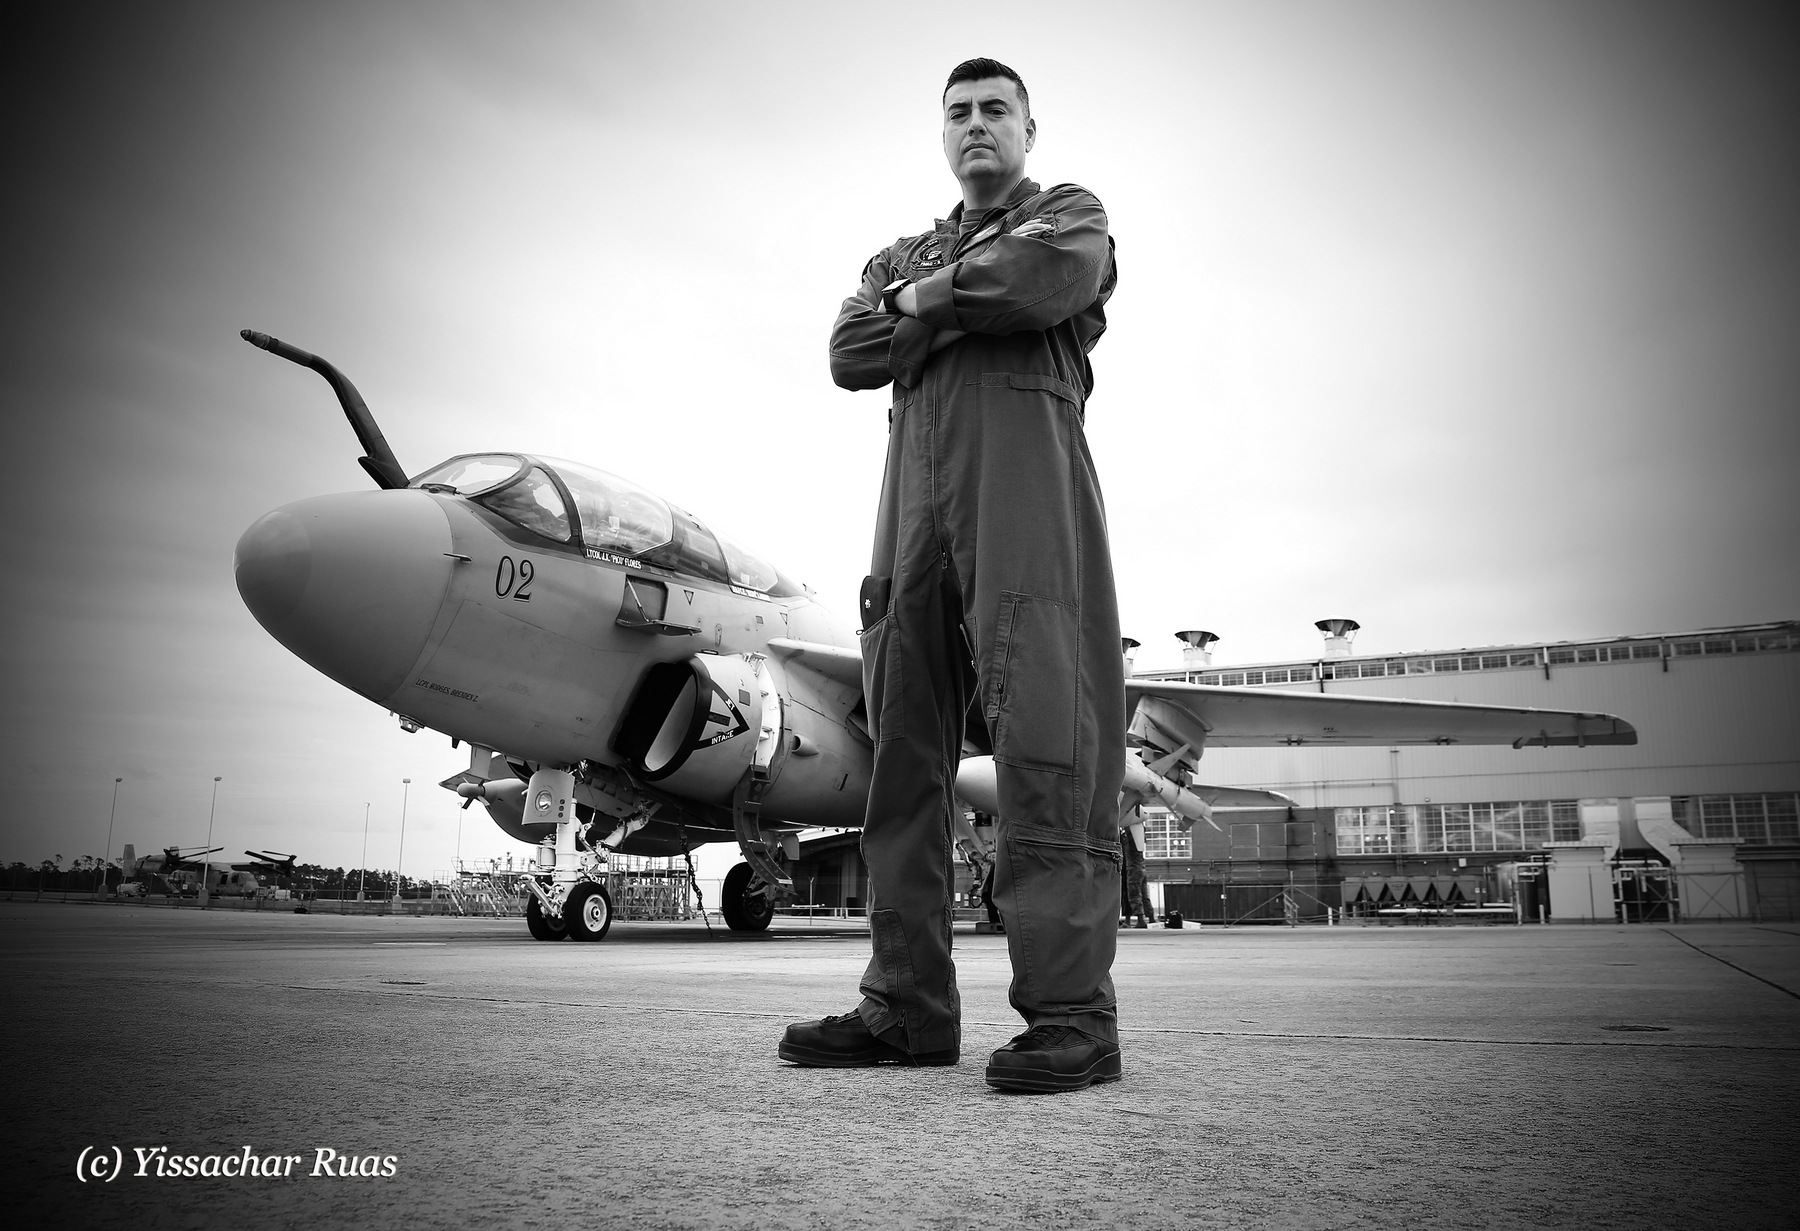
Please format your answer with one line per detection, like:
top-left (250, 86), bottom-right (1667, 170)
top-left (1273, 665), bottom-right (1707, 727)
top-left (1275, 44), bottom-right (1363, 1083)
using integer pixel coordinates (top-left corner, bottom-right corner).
top-left (989, 592), bottom-right (1079, 774)
top-left (1000, 823), bottom-right (1121, 1014)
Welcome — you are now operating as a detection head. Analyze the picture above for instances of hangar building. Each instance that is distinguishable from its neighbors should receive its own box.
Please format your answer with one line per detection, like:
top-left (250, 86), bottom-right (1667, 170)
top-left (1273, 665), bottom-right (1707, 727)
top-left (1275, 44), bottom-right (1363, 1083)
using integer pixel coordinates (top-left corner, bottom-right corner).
top-left (788, 620), bottom-right (1797, 925)
top-left (1130, 619), bottom-right (1798, 924)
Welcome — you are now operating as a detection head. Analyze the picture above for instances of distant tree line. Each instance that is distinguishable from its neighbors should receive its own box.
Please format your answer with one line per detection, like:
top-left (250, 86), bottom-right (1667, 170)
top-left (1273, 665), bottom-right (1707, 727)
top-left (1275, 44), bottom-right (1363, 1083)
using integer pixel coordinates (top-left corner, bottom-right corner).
top-left (299, 865), bottom-right (435, 898)
top-left (2, 856), bottom-right (120, 892)
top-left (1, 858), bottom-right (434, 897)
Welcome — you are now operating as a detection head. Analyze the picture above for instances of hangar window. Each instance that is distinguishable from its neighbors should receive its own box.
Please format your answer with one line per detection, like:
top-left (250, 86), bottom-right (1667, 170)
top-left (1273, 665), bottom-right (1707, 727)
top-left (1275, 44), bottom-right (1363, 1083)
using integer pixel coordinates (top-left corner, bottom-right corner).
top-left (1337, 800), bottom-right (1582, 855)
top-left (475, 467), bottom-right (570, 542)
top-left (1551, 801), bottom-right (1581, 841)
top-left (1676, 793), bottom-right (1800, 845)
top-left (1137, 807), bottom-right (1190, 860)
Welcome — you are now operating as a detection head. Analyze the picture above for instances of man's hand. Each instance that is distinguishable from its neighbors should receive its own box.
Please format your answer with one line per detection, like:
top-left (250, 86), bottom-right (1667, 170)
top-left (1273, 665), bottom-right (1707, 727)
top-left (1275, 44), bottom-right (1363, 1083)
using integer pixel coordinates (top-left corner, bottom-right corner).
top-left (894, 283), bottom-right (920, 318)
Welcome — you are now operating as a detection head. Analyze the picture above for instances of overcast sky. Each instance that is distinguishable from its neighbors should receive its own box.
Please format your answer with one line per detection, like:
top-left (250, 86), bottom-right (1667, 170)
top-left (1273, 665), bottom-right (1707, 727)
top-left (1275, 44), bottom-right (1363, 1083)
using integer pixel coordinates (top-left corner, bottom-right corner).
top-left (3, 1), bottom-right (1795, 878)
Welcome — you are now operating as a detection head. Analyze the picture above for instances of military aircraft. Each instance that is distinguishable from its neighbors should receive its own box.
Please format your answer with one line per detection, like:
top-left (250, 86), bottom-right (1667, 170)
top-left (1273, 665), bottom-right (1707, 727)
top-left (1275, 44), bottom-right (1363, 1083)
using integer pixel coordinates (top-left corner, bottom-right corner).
top-left (119, 845), bottom-right (276, 897)
top-left (232, 850), bottom-right (305, 892)
top-left (233, 331), bottom-right (1637, 943)
top-left (120, 844), bottom-right (223, 896)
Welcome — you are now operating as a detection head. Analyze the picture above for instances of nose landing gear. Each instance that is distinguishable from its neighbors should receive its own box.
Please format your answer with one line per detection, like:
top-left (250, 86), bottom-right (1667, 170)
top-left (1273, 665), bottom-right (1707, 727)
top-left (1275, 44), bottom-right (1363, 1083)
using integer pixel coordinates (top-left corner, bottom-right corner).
top-left (565, 881), bottom-right (614, 941)
top-left (517, 766), bottom-right (617, 942)
top-left (525, 895), bottom-right (568, 941)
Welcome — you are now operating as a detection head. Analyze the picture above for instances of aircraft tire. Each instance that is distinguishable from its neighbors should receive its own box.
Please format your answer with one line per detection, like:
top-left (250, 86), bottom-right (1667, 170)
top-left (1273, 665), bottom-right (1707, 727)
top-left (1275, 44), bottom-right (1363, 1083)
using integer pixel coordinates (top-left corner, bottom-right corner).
top-left (721, 862), bottom-right (774, 933)
top-left (565, 882), bottom-right (613, 942)
top-left (525, 895), bottom-right (568, 942)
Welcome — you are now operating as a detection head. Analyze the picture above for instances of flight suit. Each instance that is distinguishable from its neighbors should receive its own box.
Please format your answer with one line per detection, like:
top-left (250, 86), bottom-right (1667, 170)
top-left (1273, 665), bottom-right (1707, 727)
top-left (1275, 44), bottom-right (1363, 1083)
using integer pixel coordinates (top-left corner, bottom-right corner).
top-left (829, 178), bottom-right (1125, 1053)
top-left (1121, 817), bottom-right (1152, 925)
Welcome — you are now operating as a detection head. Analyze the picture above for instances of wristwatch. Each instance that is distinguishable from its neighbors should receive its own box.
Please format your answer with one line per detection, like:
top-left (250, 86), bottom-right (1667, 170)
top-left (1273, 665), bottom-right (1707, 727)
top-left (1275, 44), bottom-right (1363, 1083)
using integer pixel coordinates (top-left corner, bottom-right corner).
top-left (880, 277), bottom-right (910, 315)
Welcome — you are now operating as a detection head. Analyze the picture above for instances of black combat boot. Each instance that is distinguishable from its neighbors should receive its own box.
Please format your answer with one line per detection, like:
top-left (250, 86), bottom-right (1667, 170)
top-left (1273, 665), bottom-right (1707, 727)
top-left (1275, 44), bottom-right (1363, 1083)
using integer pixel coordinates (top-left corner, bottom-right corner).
top-left (779, 1011), bottom-right (958, 1067)
top-left (985, 1024), bottom-right (1121, 1092)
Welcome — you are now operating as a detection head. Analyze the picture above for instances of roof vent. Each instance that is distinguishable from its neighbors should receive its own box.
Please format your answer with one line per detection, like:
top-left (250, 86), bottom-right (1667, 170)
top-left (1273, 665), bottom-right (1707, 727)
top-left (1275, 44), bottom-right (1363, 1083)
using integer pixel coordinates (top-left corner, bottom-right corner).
top-left (1315, 618), bottom-right (1360, 659)
top-left (1175, 630), bottom-right (1218, 670)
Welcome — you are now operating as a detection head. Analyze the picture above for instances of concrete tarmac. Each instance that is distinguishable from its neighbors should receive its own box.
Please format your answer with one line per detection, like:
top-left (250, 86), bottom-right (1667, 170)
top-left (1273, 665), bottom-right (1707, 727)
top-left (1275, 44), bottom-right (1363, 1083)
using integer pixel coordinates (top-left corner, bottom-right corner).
top-left (5, 901), bottom-right (1798, 1230)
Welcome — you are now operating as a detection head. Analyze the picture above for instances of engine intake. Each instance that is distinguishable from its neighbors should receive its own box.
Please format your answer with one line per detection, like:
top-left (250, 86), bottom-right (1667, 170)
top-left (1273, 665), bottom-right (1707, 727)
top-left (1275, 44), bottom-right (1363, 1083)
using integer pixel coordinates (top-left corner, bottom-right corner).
top-left (613, 654), bottom-right (783, 802)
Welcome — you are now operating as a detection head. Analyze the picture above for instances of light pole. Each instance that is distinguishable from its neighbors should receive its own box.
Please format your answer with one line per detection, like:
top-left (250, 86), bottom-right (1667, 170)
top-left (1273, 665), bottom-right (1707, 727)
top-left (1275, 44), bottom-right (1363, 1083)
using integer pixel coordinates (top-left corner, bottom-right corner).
top-left (199, 776), bottom-right (221, 908)
top-left (102, 777), bottom-right (123, 897)
top-left (394, 779), bottom-right (411, 905)
top-left (358, 803), bottom-right (370, 901)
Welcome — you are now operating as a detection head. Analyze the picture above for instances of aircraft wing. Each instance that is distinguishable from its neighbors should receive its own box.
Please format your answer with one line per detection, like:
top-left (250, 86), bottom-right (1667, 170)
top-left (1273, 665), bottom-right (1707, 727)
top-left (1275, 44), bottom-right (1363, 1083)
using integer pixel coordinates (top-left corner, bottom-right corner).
top-left (1194, 785), bottom-right (1296, 808)
top-left (761, 640), bottom-right (1637, 749)
top-left (764, 638), bottom-right (864, 689)
top-left (1126, 680), bottom-right (1637, 749)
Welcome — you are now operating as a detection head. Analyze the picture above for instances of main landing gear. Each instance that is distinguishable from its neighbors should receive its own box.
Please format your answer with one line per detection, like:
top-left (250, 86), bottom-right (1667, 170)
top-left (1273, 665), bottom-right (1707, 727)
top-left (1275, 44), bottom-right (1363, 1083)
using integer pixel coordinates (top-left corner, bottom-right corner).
top-left (721, 863), bottom-right (774, 932)
top-left (724, 769), bottom-right (799, 933)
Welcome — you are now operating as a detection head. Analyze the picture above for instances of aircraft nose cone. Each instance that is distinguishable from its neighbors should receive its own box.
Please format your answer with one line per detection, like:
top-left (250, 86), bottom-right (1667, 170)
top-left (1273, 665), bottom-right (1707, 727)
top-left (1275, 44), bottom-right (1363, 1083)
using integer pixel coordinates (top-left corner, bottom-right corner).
top-left (235, 490), bottom-right (454, 703)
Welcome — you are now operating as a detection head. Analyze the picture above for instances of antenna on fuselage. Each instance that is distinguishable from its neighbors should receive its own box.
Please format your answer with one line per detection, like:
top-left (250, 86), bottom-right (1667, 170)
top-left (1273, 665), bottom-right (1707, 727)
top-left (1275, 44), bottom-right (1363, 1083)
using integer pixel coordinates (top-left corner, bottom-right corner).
top-left (239, 329), bottom-right (409, 489)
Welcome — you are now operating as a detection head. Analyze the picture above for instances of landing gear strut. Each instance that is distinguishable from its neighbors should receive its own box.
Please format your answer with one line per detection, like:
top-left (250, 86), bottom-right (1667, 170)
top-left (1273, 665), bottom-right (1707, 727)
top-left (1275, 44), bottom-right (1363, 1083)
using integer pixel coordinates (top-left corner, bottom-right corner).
top-left (517, 766), bottom-right (617, 942)
top-left (723, 768), bottom-right (795, 932)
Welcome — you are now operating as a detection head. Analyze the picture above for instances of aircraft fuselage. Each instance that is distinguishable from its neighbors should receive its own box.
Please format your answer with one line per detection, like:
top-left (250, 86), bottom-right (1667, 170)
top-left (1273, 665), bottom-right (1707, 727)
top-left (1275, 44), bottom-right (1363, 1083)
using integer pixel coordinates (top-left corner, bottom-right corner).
top-left (236, 466), bottom-right (873, 850)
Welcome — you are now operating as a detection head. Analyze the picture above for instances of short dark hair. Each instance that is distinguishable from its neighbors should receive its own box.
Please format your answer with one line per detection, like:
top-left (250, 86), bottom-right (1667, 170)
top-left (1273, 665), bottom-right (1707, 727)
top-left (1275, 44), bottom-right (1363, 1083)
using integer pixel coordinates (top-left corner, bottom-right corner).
top-left (943, 58), bottom-right (1029, 117)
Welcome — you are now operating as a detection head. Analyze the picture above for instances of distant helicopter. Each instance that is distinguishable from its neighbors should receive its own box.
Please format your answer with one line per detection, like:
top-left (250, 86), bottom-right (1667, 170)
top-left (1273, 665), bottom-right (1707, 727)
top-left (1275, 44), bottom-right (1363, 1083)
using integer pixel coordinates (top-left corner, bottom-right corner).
top-left (119, 846), bottom-right (303, 897)
top-left (122, 845), bottom-right (223, 896)
top-left (231, 850), bottom-right (303, 890)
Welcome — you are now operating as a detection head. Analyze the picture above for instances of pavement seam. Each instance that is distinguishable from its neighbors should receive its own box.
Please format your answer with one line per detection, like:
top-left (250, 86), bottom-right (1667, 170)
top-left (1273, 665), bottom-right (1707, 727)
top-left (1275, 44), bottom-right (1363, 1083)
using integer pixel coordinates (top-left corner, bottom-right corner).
top-left (277, 984), bottom-right (1800, 1050)
top-left (1659, 928), bottom-right (1800, 1001)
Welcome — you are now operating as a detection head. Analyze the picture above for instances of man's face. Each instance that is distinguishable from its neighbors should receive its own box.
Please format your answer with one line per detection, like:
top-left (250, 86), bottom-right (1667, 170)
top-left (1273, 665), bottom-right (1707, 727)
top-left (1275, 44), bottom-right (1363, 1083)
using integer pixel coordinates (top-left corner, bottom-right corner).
top-left (942, 77), bottom-right (1034, 192)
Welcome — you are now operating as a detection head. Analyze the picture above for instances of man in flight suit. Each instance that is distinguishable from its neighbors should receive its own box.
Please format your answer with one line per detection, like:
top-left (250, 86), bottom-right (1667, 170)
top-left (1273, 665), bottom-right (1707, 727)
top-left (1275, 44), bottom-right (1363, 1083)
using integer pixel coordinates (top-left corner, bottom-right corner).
top-left (1121, 810), bottom-right (1153, 929)
top-left (779, 58), bottom-right (1126, 1092)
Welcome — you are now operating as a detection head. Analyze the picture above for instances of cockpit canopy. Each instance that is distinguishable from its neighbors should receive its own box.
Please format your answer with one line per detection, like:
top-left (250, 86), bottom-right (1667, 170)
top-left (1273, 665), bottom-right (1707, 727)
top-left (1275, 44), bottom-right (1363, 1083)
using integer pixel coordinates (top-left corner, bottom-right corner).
top-left (409, 453), bottom-right (798, 596)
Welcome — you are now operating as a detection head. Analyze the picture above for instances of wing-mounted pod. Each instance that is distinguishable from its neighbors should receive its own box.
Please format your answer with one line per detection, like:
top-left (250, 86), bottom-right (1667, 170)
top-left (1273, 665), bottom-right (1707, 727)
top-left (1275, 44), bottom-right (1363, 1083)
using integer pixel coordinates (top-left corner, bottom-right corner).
top-left (1130, 695), bottom-right (1211, 762)
top-left (613, 653), bottom-right (785, 803)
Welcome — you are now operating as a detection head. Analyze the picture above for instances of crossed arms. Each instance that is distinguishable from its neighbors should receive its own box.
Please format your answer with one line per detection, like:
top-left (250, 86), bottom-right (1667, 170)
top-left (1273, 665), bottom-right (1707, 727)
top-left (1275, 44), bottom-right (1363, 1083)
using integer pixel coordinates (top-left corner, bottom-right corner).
top-left (828, 185), bottom-right (1111, 392)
